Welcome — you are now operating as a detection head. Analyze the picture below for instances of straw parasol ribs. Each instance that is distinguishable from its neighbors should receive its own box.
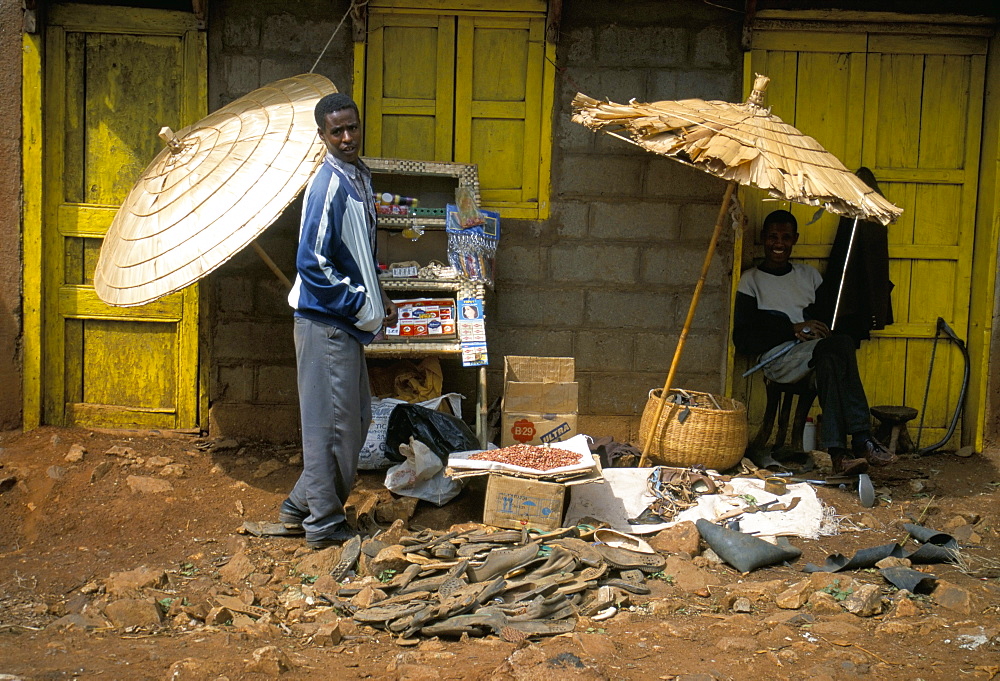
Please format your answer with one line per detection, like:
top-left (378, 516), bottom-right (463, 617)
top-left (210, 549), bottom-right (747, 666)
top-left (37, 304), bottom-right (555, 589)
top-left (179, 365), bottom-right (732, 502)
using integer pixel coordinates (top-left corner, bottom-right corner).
top-left (95, 73), bottom-right (338, 307)
top-left (572, 75), bottom-right (903, 466)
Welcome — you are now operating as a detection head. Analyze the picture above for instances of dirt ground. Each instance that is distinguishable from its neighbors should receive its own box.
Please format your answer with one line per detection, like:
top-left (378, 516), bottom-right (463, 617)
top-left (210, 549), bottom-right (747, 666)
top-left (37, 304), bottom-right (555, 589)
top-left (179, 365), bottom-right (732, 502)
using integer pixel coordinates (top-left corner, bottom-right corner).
top-left (1, 425), bottom-right (999, 681)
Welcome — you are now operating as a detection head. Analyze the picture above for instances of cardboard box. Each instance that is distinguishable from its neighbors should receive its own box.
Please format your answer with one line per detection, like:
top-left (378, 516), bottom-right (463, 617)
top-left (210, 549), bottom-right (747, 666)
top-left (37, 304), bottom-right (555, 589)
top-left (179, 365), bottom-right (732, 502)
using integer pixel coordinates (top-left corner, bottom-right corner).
top-left (483, 474), bottom-right (567, 531)
top-left (501, 356), bottom-right (579, 446)
top-left (501, 411), bottom-right (578, 446)
top-left (385, 298), bottom-right (456, 338)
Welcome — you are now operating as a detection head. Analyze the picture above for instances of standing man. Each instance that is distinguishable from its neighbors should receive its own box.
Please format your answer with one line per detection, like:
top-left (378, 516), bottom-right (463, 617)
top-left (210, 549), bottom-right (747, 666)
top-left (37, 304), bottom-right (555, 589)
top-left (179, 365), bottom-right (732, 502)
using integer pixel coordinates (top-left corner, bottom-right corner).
top-left (281, 93), bottom-right (398, 549)
top-left (733, 210), bottom-right (894, 476)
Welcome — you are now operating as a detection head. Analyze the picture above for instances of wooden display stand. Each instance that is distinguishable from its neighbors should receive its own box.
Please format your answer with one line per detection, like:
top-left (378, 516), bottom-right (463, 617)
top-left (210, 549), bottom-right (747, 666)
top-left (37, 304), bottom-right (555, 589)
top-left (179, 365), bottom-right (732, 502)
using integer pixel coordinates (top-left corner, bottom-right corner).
top-left (363, 157), bottom-right (489, 448)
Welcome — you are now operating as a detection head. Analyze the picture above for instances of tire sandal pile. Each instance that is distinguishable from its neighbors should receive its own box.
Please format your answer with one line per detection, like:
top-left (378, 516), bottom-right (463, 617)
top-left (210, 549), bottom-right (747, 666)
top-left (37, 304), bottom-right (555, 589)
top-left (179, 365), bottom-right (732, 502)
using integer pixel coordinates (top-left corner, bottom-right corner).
top-left (324, 525), bottom-right (666, 643)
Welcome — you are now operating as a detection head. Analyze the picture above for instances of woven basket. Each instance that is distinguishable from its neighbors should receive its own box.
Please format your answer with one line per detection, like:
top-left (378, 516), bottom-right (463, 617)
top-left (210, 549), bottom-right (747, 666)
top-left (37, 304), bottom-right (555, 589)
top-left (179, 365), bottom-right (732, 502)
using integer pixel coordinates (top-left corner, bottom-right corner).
top-left (638, 388), bottom-right (748, 470)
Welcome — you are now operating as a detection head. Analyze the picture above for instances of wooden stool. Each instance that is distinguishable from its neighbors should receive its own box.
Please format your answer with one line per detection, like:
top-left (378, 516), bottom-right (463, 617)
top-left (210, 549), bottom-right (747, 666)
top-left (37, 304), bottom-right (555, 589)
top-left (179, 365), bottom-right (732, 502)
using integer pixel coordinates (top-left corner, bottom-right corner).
top-left (750, 376), bottom-right (817, 453)
top-left (870, 405), bottom-right (918, 455)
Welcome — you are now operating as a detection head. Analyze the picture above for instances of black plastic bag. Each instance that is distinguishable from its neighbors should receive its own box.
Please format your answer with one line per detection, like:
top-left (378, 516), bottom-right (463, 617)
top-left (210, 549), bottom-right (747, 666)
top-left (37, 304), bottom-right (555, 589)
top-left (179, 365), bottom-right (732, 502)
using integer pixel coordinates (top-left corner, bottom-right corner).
top-left (385, 403), bottom-right (479, 464)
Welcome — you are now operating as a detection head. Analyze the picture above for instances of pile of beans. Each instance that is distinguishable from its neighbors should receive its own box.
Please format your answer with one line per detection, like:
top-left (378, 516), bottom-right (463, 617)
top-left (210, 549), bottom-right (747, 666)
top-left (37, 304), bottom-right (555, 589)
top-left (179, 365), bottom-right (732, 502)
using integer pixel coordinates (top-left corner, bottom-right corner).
top-left (468, 443), bottom-right (582, 471)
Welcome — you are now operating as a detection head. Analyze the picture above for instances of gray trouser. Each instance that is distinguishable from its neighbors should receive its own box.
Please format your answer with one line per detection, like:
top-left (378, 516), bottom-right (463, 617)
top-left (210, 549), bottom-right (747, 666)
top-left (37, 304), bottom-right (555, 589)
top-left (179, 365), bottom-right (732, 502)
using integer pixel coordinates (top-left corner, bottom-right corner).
top-left (288, 317), bottom-right (372, 538)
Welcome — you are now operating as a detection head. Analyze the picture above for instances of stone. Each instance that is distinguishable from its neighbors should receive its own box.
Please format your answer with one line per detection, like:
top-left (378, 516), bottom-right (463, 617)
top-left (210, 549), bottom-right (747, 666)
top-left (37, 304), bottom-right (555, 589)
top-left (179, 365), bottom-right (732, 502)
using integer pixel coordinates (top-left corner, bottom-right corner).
top-left (65, 444), bottom-right (86, 463)
top-left (700, 548), bottom-right (724, 565)
top-left (104, 598), bottom-right (164, 629)
top-left (159, 464), bottom-right (187, 477)
top-left (714, 636), bottom-right (758, 652)
top-left (205, 607), bottom-right (233, 626)
top-left (888, 596), bottom-right (922, 618)
top-left (649, 521), bottom-right (701, 556)
top-left (106, 567), bottom-right (168, 598)
top-left (145, 455), bottom-right (173, 467)
top-left (165, 658), bottom-right (201, 680)
top-left (933, 580), bottom-right (973, 615)
top-left (841, 584), bottom-right (883, 617)
top-left (731, 597), bottom-right (752, 613)
top-left (349, 586), bottom-right (385, 609)
top-left (245, 645), bottom-right (292, 675)
top-left (950, 524), bottom-right (975, 542)
top-left (106, 445), bottom-right (137, 458)
top-left (807, 572), bottom-right (845, 590)
top-left (295, 545), bottom-right (343, 578)
top-left (664, 555), bottom-right (717, 593)
top-left (89, 460), bottom-right (114, 483)
top-left (807, 591), bottom-right (844, 614)
top-left (375, 495), bottom-right (419, 524)
top-left (370, 544), bottom-right (412, 577)
top-left (126, 475), bottom-right (173, 494)
top-left (765, 610), bottom-right (815, 626)
top-left (776, 580), bottom-right (812, 610)
top-left (219, 551), bottom-right (255, 585)
top-left (46, 465), bottom-right (67, 480)
top-left (48, 612), bottom-right (110, 630)
top-left (313, 621), bottom-right (342, 646)
top-left (252, 459), bottom-right (284, 479)
top-left (875, 557), bottom-right (911, 569)
top-left (908, 479), bottom-right (929, 493)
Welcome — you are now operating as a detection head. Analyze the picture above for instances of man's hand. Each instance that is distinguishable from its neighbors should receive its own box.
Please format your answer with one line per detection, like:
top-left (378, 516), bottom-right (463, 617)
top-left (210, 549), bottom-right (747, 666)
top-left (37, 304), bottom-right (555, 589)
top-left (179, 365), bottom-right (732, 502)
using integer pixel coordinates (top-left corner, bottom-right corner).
top-left (380, 289), bottom-right (398, 327)
top-left (793, 320), bottom-right (830, 341)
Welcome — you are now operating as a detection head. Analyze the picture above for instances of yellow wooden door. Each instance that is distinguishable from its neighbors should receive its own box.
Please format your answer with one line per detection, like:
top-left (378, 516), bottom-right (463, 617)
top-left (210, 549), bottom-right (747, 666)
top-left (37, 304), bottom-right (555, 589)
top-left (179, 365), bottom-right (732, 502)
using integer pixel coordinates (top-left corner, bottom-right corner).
top-left (42, 5), bottom-right (206, 429)
top-left (734, 29), bottom-right (987, 449)
top-left (360, 4), bottom-right (553, 218)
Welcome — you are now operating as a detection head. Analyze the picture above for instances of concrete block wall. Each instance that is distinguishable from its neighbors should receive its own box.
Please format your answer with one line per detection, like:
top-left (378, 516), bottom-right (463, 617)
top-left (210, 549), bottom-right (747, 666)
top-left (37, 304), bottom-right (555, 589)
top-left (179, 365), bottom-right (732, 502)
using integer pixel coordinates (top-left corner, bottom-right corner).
top-left (490, 1), bottom-right (743, 444)
top-left (0, 3), bottom-right (23, 430)
top-left (205, 0), bottom-right (356, 441)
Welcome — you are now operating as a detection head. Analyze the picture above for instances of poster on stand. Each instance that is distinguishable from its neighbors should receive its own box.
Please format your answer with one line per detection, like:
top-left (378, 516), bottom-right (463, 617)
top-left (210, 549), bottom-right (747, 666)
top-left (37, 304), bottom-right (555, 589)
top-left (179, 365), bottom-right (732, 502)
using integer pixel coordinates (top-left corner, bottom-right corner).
top-left (458, 298), bottom-right (487, 366)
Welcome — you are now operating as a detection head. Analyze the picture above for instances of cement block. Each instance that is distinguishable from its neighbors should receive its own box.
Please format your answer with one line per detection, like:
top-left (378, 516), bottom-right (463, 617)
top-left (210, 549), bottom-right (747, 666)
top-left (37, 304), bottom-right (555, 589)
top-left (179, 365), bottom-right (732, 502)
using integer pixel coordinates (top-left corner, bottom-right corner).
top-left (260, 57), bottom-right (316, 86)
top-left (490, 329), bottom-right (575, 360)
top-left (574, 329), bottom-right (634, 372)
top-left (560, 68), bottom-right (648, 108)
top-left (680, 202), bottom-right (731, 241)
top-left (673, 288), bottom-right (729, 331)
top-left (560, 26), bottom-right (595, 66)
top-left (554, 112), bottom-right (596, 153)
top-left (550, 244), bottom-right (639, 284)
top-left (675, 69), bottom-right (740, 102)
top-left (214, 321), bottom-right (293, 361)
top-left (494, 288), bottom-right (586, 327)
top-left (634, 333), bottom-right (724, 375)
top-left (586, 290), bottom-right (673, 329)
top-left (223, 14), bottom-right (260, 48)
top-left (217, 365), bottom-right (255, 403)
top-left (555, 154), bottom-right (645, 197)
top-left (261, 13), bottom-right (340, 54)
top-left (577, 415), bottom-right (633, 443)
top-left (692, 25), bottom-right (737, 68)
top-left (256, 365), bottom-right (297, 404)
top-left (583, 373), bottom-right (650, 415)
top-left (224, 55), bottom-right (261, 97)
top-left (596, 25), bottom-right (687, 68)
top-left (591, 201), bottom-right (680, 241)
top-left (209, 403), bottom-right (301, 444)
top-left (550, 201), bottom-right (590, 239)
top-left (495, 245), bottom-right (545, 283)
top-left (215, 276), bottom-right (254, 316)
top-left (640, 244), bottom-right (727, 285)
top-left (645, 160), bottom-right (728, 201)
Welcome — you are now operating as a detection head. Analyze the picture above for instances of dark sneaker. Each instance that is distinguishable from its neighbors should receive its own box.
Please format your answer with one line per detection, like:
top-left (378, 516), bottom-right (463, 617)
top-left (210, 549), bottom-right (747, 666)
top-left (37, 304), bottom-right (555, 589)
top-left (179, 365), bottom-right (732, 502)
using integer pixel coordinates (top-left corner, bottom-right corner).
top-left (830, 447), bottom-right (870, 476)
top-left (854, 436), bottom-right (897, 466)
top-left (306, 525), bottom-right (357, 551)
top-left (278, 499), bottom-right (307, 529)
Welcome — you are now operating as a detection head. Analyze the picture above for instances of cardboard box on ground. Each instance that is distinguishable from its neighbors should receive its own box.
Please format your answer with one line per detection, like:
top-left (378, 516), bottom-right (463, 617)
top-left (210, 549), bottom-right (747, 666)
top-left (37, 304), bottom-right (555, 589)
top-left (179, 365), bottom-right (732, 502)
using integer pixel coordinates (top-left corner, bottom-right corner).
top-left (500, 356), bottom-right (579, 447)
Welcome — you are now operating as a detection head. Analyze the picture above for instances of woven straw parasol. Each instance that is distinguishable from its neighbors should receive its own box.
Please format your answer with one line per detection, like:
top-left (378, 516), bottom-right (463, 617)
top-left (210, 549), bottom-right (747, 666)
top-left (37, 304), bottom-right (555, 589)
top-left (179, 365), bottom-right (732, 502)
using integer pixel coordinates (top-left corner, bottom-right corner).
top-left (94, 73), bottom-right (338, 307)
top-left (572, 75), bottom-right (903, 466)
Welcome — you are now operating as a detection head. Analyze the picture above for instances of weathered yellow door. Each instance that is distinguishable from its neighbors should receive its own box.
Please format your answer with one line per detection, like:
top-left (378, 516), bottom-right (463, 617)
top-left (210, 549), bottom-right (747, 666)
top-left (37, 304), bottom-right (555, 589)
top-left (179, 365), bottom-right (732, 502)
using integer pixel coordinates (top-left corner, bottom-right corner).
top-left (42, 5), bottom-right (206, 429)
top-left (733, 27), bottom-right (988, 449)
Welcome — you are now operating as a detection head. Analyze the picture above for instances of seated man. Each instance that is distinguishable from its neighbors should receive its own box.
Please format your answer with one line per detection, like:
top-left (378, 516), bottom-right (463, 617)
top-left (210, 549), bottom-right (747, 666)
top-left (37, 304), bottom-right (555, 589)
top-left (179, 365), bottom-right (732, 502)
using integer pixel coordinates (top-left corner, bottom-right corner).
top-left (733, 209), bottom-right (895, 476)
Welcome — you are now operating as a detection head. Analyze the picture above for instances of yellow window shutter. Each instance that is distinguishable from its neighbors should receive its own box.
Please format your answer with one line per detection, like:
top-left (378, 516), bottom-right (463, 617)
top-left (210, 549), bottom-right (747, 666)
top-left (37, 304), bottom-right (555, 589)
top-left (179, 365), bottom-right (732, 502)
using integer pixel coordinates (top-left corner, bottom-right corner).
top-left (454, 15), bottom-right (543, 213)
top-left (365, 12), bottom-right (455, 161)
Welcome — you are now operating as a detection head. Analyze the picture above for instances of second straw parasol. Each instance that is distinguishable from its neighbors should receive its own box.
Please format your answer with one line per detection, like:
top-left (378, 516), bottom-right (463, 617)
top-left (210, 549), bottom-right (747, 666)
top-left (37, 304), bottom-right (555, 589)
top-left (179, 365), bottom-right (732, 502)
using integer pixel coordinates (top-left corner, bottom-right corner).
top-left (571, 74), bottom-right (902, 466)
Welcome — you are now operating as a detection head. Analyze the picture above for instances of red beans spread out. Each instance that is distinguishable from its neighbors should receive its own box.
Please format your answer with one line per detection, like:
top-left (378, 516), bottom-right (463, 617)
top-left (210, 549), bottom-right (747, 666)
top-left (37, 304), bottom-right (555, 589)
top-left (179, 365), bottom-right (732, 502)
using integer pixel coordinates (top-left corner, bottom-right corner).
top-left (468, 444), bottom-right (581, 471)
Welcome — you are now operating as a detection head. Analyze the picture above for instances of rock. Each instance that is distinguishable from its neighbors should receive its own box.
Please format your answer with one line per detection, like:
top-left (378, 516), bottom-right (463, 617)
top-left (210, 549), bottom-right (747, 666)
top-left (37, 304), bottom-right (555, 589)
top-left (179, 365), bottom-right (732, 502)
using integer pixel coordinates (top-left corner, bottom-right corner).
top-left (349, 585), bottom-right (385, 609)
top-left (104, 598), bottom-right (164, 629)
top-left (105, 445), bottom-right (137, 458)
top-left (875, 556), bottom-right (911, 569)
top-left (955, 445), bottom-right (976, 457)
top-left (731, 597), bottom-right (752, 613)
top-left (288, 453), bottom-right (303, 465)
top-left (65, 444), bottom-right (86, 463)
top-left (370, 544), bottom-right (413, 577)
top-left (252, 459), bottom-right (284, 480)
top-left (48, 611), bottom-right (111, 630)
top-left (724, 579), bottom-right (785, 606)
top-left (106, 567), bottom-right (168, 598)
top-left (312, 621), bottom-right (342, 646)
top-left (126, 475), bottom-right (173, 494)
top-left (159, 464), bottom-right (187, 477)
top-left (664, 555), bottom-right (717, 593)
top-left (245, 645), bottom-right (292, 675)
top-left (776, 580), bottom-right (812, 610)
top-left (47, 465), bottom-right (67, 480)
top-left (908, 479), bottom-right (929, 493)
top-left (205, 607), bottom-right (233, 626)
top-left (933, 580), bottom-right (973, 615)
top-left (888, 596), bottom-right (922, 618)
top-left (164, 658), bottom-right (201, 680)
top-left (145, 455), bottom-right (173, 467)
top-left (841, 583), bottom-right (883, 617)
top-left (649, 521), bottom-right (701, 556)
top-left (807, 591), bottom-right (844, 614)
top-left (0, 475), bottom-right (17, 493)
top-left (714, 636), bottom-right (758, 651)
top-left (699, 548), bottom-right (724, 565)
top-left (375, 495), bottom-right (419, 524)
top-left (950, 524), bottom-right (975, 542)
top-left (89, 460), bottom-right (114, 483)
top-left (219, 551), bottom-right (255, 585)
top-left (295, 545), bottom-right (343, 578)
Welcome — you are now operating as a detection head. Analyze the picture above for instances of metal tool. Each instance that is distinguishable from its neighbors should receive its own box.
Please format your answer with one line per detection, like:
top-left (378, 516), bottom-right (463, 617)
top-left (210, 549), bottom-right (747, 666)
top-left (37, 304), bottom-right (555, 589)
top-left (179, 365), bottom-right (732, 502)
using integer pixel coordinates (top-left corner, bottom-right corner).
top-left (915, 317), bottom-right (969, 454)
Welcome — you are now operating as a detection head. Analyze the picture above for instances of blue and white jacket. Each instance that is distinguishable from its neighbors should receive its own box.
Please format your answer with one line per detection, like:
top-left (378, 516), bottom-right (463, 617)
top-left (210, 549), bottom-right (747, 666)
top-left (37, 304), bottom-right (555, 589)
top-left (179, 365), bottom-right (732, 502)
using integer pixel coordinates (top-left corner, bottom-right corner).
top-left (288, 154), bottom-right (385, 344)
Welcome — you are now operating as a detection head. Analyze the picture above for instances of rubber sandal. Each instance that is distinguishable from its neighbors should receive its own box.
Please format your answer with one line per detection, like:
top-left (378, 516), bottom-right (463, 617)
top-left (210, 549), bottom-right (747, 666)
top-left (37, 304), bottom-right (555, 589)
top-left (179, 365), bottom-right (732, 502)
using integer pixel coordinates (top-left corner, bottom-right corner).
top-left (547, 537), bottom-right (605, 567)
top-left (594, 544), bottom-right (666, 572)
top-left (594, 528), bottom-right (656, 554)
top-left (354, 601), bottom-right (430, 624)
top-left (599, 578), bottom-right (650, 595)
top-left (330, 535), bottom-right (362, 581)
top-left (580, 586), bottom-right (615, 617)
top-left (467, 542), bottom-right (541, 583)
top-left (241, 520), bottom-right (304, 537)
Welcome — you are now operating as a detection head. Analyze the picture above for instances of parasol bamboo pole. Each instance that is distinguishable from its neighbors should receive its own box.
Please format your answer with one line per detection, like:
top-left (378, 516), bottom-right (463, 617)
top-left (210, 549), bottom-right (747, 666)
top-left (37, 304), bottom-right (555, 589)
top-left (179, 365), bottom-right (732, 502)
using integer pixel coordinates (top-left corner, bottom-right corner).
top-left (830, 217), bottom-right (860, 332)
top-left (639, 181), bottom-right (737, 468)
top-left (252, 242), bottom-right (293, 290)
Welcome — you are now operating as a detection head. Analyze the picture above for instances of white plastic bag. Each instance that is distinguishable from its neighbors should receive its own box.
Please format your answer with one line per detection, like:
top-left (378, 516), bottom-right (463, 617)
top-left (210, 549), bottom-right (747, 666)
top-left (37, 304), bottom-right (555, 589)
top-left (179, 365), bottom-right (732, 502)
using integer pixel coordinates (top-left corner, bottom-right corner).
top-left (384, 436), bottom-right (463, 506)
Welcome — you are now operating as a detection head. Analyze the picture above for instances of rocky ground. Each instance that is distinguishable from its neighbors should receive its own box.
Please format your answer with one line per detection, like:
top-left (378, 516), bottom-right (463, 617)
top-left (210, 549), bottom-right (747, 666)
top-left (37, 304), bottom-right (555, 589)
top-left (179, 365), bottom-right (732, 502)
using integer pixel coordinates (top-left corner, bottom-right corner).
top-left (1, 425), bottom-right (999, 681)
